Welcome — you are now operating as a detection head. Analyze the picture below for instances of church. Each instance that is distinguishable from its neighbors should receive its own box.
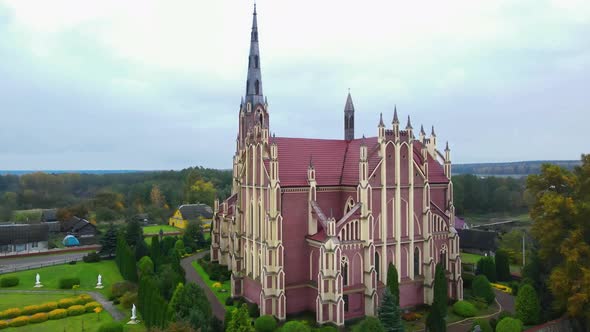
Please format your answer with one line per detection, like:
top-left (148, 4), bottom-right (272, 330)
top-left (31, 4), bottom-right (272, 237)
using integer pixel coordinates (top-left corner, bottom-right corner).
top-left (210, 5), bottom-right (463, 326)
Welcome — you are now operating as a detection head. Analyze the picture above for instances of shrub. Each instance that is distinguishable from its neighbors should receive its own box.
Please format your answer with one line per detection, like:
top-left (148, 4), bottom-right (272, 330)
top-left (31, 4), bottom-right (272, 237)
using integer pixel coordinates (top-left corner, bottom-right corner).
top-left (0, 321), bottom-right (7, 330)
top-left (225, 297), bottom-right (235, 306)
top-left (97, 321), bottom-right (124, 332)
top-left (498, 311), bottom-right (512, 321)
top-left (48, 308), bottom-right (68, 320)
top-left (495, 317), bottom-right (523, 332)
top-left (84, 301), bottom-right (102, 313)
top-left (8, 316), bottom-right (29, 327)
top-left (476, 256), bottom-right (497, 282)
top-left (453, 300), bottom-right (478, 317)
top-left (78, 294), bottom-right (93, 304)
top-left (352, 317), bottom-right (385, 332)
top-left (69, 260), bottom-right (77, 265)
top-left (495, 249), bottom-right (511, 281)
top-left (38, 302), bottom-right (58, 312)
top-left (83, 252), bottom-right (101, 263)
top-left (29, 312), bottom-right (49, 324)
top-left (0, 308), bottom-right (22, 319)
top-left (469, 298), bottom-right (488, 310)
top-left (57, 298), bottom-right (76, 309)
top-left (21, 305), bottom-right (41, 315)
top-left (58, 277), bottom-right (81, 289)
top-left (248, 302), bottom-right (260, 318)
top-left (316, 326), bottom-right (337, 332)
top-left (67, 305), bottom-right (85, 316)
top-left (255, 315), bottom-right (277, 332)
top-left (281, 321), bottom-right (311, 332)
top-left (462, 273), bottom-right (475, 289)
top-left (515, 284), bottom-right (540, 325)
top-left (401, 311), bottom-right (422, 321)
top-left (0, 276), bottom-right (19, 288)
top-left (471, 318), bottom-right (492, 332)
top-left (120, 291), bottom-right (137, 309)
top-left (472, 275), bottom-right (495, 304)
top-left (111, 281), bottom-right (138, 298)
top-left (509, 281), bottom-right (519, 296)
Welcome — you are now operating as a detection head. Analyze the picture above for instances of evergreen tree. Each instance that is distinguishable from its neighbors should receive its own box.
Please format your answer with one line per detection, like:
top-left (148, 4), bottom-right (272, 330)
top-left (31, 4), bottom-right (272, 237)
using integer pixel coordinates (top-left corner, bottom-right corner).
top-left (99, 223), bottom-right (118, 257)
top-left (515, 284), bottom-right (540, 325)
top-left (426, 302), bottom-right (446, 332)
top-left (379, 288), bottom-right (404, 332)
top-left (183, 220), bottom-right (205, 251)
top-left (226, 303), bottom-right (254, 332)
top-left (495, 250), bottom-right (511, 282)
top-left (135, 233), bottom-right (149, 260)
top-left (476, 257), bottom-right (497, 283)
top-left (125, 219), bottom-right (142, 246)
top-left (433, 263), bottom-right (448, 319)
top-left (150, 235), bottom-right (161, 271)
top-left (387, 262), bottom-right (400, 305)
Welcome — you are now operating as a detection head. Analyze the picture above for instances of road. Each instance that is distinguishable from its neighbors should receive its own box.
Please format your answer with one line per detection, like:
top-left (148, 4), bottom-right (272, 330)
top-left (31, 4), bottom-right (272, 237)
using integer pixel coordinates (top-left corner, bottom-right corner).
top-left (181, 251), bottom-right (226, 321)
top-left (0, 252), bottom-right (89, 274)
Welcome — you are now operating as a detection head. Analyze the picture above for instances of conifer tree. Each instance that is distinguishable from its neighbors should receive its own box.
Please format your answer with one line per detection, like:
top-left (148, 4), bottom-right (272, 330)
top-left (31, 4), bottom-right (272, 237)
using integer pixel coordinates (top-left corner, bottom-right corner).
top-left (515, 284), bottom-right (540, 325)
top-left (226, 303), bottom-right (254, 332)
top-left (379, 288), bottom-right (404, 332)
top-left (426, 303), bottom-right (446, 332)
top-left (495, 250), bottom-right (511, 282)
top-left (150, 235), bottom-right (161, 271)
top-left (99, 223), bottom-right (118, 257)
top-left (387, 262), bottom-right (400, 305)
top-left (433, 263), bottom-right (448, 319)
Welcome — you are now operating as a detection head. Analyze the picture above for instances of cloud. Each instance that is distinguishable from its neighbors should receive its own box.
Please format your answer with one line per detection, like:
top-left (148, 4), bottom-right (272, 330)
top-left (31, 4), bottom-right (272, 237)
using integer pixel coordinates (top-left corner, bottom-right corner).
top-left (0, 0), bottom-right (588, 169)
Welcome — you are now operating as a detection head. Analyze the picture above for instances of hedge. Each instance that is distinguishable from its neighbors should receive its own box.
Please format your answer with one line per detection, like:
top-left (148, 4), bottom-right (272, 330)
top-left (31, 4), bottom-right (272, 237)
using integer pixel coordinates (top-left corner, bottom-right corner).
top-left (0, 321), bottom-right (7, 330)
top-left (39, 302), bottom-right (58, 312)
top-left (58, 298), bottom-right (76, 309)
top-left (84, 301), bottom-right (102, 313)
top-left (472, 275), bottom-right (496, 304)
top-left (67, 305), bottom-right (86, 316)
top-left (453, 300), bottom-right (478, 317)
top-left (78, 294), bottom-right (93, 304)
top-left (97, 321), bottom-right (124, 332)
top-left (254, 315), bottom-right (277, 332)
top-left (58, 277), bottom-right (81, 289)
top-left (83, 252), bottom-right (101, 263)
top-left (8, 316), bottom-right (29, 327)
top-left (0, 277), bottom-right (19, 288)
top-left (0, 308), bottom-right (22, 319)
top-left (48, 308), bottom-right (68, 320)
top-left (30, 312), bottom-right (49, 324)
top-left (495, 317), bottom-right (523, 332)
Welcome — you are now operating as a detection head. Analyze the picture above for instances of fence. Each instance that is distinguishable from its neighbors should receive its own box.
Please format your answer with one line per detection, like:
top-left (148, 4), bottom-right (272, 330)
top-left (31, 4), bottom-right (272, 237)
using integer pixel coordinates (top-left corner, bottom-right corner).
top-left (0, 255), bottom-right (88, 274)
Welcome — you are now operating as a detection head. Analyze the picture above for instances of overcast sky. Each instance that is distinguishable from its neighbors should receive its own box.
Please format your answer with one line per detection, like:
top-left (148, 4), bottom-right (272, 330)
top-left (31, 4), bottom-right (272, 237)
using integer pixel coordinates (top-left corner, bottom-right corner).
top-left (0, 0), bottom-right (588, 170)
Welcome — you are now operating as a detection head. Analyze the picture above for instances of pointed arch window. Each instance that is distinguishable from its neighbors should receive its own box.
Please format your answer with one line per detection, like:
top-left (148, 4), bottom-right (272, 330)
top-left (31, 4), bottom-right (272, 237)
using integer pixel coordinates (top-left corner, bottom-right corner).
top-left (414, 247), bottom-right (421, 276)
top-left (255, 80), bottom-right (260, 95)
top-left (341, 256), bottom-right (349, 286)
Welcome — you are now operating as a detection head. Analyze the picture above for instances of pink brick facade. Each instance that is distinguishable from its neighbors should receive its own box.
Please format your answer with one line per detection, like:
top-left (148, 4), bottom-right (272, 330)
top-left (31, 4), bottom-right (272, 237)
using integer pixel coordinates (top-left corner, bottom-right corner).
top-left (210, 5), bottom-right (462, 326)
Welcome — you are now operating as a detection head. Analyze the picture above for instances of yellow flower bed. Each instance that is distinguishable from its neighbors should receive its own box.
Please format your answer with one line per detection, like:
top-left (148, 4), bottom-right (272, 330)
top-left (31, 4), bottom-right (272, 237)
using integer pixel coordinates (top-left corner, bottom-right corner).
top-left (491, 283), bottom-right (512, 293)
top-left (212, 282), bottom-right (222, 289)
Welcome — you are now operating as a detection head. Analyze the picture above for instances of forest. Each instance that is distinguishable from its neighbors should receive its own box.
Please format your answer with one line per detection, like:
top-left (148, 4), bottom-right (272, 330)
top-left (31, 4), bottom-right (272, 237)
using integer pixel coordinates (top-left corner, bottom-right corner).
top-left (0, 167), bottom-right (232, 223)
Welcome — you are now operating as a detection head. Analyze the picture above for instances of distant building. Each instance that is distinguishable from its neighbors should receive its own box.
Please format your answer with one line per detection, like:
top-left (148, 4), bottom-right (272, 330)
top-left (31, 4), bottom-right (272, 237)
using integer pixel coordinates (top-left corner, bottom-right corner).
top-left (60, 217), bottom-right (97, 244)
top-left (454, 217), bottom-right (468, 230)
top-left (168, 204), bottom-right (213, 229)
top-left (457, 229), bottom-right (497, 256)
top-left (0, 222), bottom-right (49, 254)
top-left (40, 209), bottom-right (58, 222)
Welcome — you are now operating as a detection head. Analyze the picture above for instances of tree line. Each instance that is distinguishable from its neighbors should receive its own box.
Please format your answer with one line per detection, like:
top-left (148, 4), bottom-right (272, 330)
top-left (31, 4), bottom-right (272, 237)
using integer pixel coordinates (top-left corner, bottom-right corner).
top-left (452, 174), bottom-right (529, 215)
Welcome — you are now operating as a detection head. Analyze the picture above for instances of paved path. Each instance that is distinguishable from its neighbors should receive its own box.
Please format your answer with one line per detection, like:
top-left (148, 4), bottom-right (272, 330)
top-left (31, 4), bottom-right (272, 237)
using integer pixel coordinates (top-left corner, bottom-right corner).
top-left (181, 251), bottom-right (226, 321)
top-left (0, 289), bottom-right (125, 321)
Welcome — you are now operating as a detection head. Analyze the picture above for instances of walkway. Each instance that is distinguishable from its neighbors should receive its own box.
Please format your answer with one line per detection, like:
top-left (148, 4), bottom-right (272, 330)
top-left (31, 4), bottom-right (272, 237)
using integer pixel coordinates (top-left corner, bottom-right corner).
top-left (180, 251), bottom-right (226, 321)
top-left (0, 289), bottom-right (125, 321)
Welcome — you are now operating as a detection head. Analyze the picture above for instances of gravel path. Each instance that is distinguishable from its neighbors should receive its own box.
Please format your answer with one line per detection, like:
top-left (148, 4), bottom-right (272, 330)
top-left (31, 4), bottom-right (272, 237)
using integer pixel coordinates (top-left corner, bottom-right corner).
top-left (0, 289), bottom-right (125, 321)
top-left (181, 251), bottom-right (226, 321)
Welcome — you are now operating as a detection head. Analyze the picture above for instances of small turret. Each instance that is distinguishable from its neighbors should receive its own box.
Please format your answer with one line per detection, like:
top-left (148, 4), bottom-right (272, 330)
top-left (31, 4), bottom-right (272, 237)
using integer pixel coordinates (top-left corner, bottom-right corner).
top-left (392, 106), bottom-right (400, 139)
top-left (406, 115), bottom-right (413, 139)
top-left (419, 125), bottom-right (426, 142)
top-left (444, 141), bottom-right (452, 178)
top-left (378, 113), bottom-right (385, 142)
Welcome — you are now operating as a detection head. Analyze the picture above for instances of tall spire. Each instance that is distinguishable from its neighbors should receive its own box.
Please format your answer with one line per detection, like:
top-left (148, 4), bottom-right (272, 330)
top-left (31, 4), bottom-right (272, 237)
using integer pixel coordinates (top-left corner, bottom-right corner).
top-left (344, 92), bottom-right (355, 140)
top-left (245, 2), bottom-right (264, 106)
top-left (392, 105), bottom-right (399, 124)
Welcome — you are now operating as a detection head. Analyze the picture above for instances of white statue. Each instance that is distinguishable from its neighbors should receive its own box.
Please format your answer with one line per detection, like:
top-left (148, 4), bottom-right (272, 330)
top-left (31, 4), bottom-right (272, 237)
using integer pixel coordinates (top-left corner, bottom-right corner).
top-left (34, 273), bottom-right (42, 287)
top-left (96, 274), bottom-right (103, 289)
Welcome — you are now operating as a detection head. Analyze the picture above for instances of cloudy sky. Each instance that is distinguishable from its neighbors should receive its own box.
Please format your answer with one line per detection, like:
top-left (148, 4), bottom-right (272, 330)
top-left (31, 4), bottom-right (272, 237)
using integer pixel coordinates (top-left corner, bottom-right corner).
top-left (0, 0), bottom-right (588, 170)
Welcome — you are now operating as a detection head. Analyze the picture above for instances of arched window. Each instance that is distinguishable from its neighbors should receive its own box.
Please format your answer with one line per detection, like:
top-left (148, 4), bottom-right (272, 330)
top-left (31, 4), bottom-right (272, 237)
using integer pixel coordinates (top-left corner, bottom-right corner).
top-left (255, 55), bottom-right (259, 68)
top-left (255, 80), bottom-right (260, 95)
top-left (414, 247), bottom-right (420, 276)
top-left (374, 251), bottom-right (380, 281)
top-left (341, 256), bottom-right (349, 286)
top-left (440, 247), bottom-right (447, 270)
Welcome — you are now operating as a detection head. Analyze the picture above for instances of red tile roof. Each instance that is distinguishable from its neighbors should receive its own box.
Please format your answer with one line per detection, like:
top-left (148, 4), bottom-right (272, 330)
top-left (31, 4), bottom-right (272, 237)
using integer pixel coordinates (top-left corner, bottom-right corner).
top-left (272, 136), bottom-right (449, 187)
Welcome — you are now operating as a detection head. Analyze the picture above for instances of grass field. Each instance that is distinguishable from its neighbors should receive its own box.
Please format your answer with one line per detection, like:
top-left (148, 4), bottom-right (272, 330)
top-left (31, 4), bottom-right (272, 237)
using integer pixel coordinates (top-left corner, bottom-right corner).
top-left (0, 292), bottom-right (72, 311)
top-left (191, 260), bottom-right (231, 309)
top-left (0, 260), bottom-right (122, 297)
top-left (142, 225), bottom-right (181, 234)
top-left (461, 252), bottom-right (485, 264)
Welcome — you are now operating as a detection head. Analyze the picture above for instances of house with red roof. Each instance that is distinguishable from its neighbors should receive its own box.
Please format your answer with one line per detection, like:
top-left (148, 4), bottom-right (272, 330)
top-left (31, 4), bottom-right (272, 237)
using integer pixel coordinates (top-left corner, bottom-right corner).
top-left (210, 4), bottom-right (462, 326)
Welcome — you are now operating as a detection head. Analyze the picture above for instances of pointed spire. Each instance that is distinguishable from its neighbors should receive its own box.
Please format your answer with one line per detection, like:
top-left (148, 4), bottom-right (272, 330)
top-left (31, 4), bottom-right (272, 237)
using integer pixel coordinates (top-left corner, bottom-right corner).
top-left (344, 92), bottom-right (355, 140)
top-left (344, 92), bottom-right (355, 112)
top-left (244, 2), bottom-right (264, 106)
top-left (406, 115), bottom-right (413, 129)
top-left (361, 134), bottom-right (366, 146)
top-left (445, 141), bottom-right (450, 151)
top-left (378, 113), bottom-right (384, 127)
top-left (431, 125), bottom-right (436, 137)
top-left (420, 124), bottom-right (425, 135)
top-left (393, 105), bottom-right (399, 124)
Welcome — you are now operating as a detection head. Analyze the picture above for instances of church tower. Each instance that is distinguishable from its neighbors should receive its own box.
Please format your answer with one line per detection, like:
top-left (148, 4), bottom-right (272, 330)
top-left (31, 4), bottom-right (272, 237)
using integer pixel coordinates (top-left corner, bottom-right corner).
top-left (344, 92), bottom-right (355, 140)
top-left (239, 4), bottom-right (269, 146)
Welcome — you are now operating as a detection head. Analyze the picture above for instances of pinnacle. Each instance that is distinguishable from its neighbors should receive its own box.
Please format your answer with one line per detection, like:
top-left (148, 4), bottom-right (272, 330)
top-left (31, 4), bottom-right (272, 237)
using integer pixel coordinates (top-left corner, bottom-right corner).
top-left (393, 105), bottom-right (399, 124)
top-left (431, 125), bottom-right (436, 137)
top-left (406, 115), bottom-right (413, 130)
top-left (420, 124), bottom-right (425, 135)
top-left (379, 113), bottom-right (385, 127)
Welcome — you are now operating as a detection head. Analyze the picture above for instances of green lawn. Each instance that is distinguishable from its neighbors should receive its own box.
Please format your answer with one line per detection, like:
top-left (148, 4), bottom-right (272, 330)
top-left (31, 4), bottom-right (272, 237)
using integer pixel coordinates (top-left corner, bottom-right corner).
top-left (191, 260), bottom-right (231, 309)
top-left (142, 225), bottom-right (181, 234)
top-left (0, 292), bottom-right (72, 311)
top-left (0, 260), bottom-right (122, 297)
top-left (461, 252), bottom-right (484, 264)
top-left (1, 310), bottom-right (145, 332)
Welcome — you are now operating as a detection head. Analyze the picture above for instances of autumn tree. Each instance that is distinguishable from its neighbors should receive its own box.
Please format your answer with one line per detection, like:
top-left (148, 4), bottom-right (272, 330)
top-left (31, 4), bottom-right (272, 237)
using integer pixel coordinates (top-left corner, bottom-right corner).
top-left (150, 185), bottom-right (166, 208)
top-left (527, 155), bottom-right (590, 326)
top-left (185, 174), bottom-right (216, 207)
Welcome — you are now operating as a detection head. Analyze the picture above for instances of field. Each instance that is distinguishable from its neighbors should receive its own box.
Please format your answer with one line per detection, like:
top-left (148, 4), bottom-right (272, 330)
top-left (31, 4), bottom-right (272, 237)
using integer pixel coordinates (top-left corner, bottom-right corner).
top-left (0, 292), bottom-right (72, 311)
top-left (461, 252), bottom-right (485, 264)
top-left (0, 260), bottom-right (122, 296)
top-left (142, 225), bottom-right (181, 234)
top-left (191, 260), bottom-right (231, 309)
top-left (10, 209), bottom-right (43, 223)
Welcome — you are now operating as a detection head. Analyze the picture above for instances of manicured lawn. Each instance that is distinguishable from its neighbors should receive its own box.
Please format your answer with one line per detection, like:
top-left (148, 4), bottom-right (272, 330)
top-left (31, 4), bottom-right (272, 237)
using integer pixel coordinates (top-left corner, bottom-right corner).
top-left (0, 292), bottom-right (71, 311)
top-left (191, 260), bottom-right (231, 309)
top-left (461, 252), bottom-right (484, 264)
top-left (1, 310), bottom-right (146, 332)
top-left (0, 260), bottom-right (122, 297)
top-left (142, 225), bottom-right (181, 234)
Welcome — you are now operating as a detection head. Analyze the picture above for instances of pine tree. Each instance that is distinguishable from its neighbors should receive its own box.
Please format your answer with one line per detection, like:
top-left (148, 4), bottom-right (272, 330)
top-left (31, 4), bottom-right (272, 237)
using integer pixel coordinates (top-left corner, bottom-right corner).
top-left (379, 288), bottom-right (404, 332)
top-left (515, 284), bottom-right (540, 325)
top-left (387, 262), bottom-right (400, 305)
top-left (150, 235), bottom-right (161, 271)
top-left (135, 233), bottom-right (149, 260)
top-left (433, 263), bottom-right (448, 319)
top-left (495, 250), bottom-right (511, 282)
top-left (125, 219), bottom-right (142, 246)
top-left (99, 223), bottom-right (118, 257)
top-left (426, 303), bottom-right (446, 332)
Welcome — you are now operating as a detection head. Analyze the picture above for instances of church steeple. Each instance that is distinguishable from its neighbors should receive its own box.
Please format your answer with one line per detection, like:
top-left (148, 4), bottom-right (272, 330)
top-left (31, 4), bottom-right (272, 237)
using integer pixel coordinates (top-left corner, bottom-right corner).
top-left (245, 3), bottom-right (264, 107)
top-left (344, 92), bottom-right (355, 140)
